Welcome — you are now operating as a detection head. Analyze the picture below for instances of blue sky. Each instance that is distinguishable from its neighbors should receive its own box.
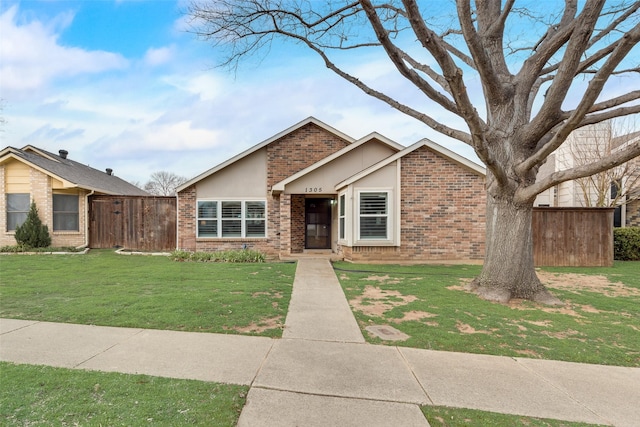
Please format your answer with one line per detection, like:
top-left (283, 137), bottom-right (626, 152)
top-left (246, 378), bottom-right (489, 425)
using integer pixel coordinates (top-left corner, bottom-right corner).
top-left (1, 1), bottom-right (635, 185)
top-left (1, 0), bottom-right (473, 185)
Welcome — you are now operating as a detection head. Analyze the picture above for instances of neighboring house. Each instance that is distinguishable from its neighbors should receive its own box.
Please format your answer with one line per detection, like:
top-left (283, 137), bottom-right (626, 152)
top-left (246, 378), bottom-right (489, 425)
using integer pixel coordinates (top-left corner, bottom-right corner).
top-left (176, 117), bottom-right (486, 262)
top-left (534, 123), bottom-right (640, 227)
top-left (1, 145), bottom-right (148, 248)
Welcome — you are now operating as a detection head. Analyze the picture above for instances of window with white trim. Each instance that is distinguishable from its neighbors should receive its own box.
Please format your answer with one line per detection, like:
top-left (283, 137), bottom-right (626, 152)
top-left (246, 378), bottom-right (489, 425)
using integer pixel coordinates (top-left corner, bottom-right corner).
top-left (53, 194), bottom-right (79, 231)
top-left (197, 200), bottom-right (266, 238)
top-left (358, 192), bottom-right (388, 240)
top-left (6, 194), bottom-right (30, 231)
top-left (338, 193), bottom-right (346, 240)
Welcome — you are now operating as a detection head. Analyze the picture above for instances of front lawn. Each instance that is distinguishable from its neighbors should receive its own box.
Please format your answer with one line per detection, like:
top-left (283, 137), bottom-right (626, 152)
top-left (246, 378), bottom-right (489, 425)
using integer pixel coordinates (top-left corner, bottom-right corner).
top-left (334, 261), bottom-right (640, 367)
top-left (0, 362), bottom-right (247, 426)
top-left (0, 250), bottom-right (296, 337)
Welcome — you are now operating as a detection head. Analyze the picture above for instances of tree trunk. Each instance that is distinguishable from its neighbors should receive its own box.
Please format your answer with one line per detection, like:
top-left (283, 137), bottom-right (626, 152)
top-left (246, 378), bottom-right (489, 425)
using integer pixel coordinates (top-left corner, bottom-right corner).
top-left (472, 195), bottom-right (563, 305)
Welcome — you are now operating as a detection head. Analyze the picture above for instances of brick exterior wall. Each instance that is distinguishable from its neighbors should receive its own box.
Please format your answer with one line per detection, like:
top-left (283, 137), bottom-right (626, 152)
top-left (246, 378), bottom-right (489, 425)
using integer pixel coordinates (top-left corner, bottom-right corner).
top-left (344, 146), bottom-right (486, 263)
top-left (177, 184), bottom-right (196, 250)
top-left (626, 199), bottom-right (640, 227)
top-left (291, 195), bottom-right (305, 253)
top-left (266, 123), bottom-right (350, 188)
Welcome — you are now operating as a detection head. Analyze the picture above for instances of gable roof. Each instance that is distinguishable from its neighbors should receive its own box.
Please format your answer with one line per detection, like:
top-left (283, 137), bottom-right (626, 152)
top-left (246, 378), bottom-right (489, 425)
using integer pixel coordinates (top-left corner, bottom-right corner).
top-left (271, 132), bottom-right (404, 194)
top-left (176, 117), bottom-right (355, 192)
top-left (335, 138), bottom-right (486, 190)
top-left (0, 146), bottom-right (148, 196)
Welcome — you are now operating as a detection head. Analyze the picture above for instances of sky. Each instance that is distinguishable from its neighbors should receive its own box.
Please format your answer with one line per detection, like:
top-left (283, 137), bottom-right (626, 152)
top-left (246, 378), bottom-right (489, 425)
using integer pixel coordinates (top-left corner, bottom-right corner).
top-left (1, 0), bottom-right (481, 185)
top-left (1, 1), bottom-right (636, 186)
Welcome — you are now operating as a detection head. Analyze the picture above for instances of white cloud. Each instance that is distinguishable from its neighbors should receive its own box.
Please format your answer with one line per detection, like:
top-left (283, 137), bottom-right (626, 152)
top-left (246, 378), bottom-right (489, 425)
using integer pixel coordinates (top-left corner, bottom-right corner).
top-left (0, 5), bottom-right (128, 97)
top-left (143, 45), bottom-right (176, 67)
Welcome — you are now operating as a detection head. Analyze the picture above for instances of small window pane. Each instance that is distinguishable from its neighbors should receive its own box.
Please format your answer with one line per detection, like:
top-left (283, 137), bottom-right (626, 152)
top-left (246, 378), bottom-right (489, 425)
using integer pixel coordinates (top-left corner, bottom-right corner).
top-left (339, 194), bottom-right (345, 216)
top-left (360, 193), bottom-right (387, 215)
top-left (360, 217), bottom-right (387, 239)
top-left (246, 201), bottom-right (265, 218)
top-left (198, 220), bottom-right (218, 237)
top-left (222, 219), bottom-right (242, 237)
top-left (198, 201), bottom-right (217, 218)
top-left (7, 194), bottom-right (30, 211)
top-left (339, 217), bottom-right (345, 239)
top-left (222, 201), bottom-right (241, 218)
top-left (246, 220), bottom-right (265, 237)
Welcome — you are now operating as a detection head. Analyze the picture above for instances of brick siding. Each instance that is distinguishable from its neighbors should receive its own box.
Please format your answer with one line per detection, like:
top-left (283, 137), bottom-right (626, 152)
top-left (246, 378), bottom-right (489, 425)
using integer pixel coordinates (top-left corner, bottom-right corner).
top-left (626, 199), bottom-right (640, 227)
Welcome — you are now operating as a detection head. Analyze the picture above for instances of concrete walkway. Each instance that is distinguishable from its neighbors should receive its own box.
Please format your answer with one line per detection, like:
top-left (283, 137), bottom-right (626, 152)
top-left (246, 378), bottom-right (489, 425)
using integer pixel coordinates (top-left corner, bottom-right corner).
top-left (1, 258), bottom-right (639, 426)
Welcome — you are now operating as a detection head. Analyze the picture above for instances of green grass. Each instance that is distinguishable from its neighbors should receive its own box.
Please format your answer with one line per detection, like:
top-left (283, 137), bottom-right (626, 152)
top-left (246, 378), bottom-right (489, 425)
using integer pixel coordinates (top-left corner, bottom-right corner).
top-left (0, 250), bottom-right (296, 337)
top-left (334, 261), bottom-right (640, 367)
top-left (0, 362), bottom-right (247, 426)
top-left (422, 406), bottom-right (607, 427)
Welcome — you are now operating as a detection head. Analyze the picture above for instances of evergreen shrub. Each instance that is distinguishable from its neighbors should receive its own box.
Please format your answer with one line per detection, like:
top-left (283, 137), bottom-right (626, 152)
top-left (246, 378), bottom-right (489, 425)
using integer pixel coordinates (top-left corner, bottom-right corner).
top-left (613, 227), bottom-right (640, 261)
top-left (14, 202), bottom-right (51, 248)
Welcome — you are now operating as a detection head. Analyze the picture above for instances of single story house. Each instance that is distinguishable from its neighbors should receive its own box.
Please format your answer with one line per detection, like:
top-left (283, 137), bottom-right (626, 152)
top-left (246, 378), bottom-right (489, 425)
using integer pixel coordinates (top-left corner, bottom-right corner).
top-left (176, 117), bottom-right (486, 262)
top-left (1, 145), bottom-right (148, 248)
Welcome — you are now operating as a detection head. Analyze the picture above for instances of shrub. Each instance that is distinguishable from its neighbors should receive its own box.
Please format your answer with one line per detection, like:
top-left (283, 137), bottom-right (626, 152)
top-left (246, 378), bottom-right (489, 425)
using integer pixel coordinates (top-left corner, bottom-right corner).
top-left (14, 202), bottom-right (51, 249)
top-left (171, 249), bottom-right (266, 263)
top-left (613, 227), bottom-right (640, 261)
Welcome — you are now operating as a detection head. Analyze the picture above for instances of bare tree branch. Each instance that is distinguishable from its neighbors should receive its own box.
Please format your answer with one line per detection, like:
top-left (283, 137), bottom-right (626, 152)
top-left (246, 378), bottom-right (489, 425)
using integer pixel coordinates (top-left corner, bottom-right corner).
top-left (518, 137), bottom-right (640, 202)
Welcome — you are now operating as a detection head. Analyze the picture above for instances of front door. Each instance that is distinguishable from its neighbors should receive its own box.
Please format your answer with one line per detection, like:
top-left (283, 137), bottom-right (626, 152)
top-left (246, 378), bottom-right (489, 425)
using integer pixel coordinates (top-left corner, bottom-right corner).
top-left (305, 198), bottom-right (331, 249)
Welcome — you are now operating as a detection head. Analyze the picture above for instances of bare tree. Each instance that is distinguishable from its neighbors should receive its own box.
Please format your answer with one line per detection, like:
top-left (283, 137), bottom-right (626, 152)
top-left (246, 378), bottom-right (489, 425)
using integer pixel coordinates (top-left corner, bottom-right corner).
top-left (188, 0), bottom-right (640, 304)
top-left (144, 171), bottom-right (188, 196)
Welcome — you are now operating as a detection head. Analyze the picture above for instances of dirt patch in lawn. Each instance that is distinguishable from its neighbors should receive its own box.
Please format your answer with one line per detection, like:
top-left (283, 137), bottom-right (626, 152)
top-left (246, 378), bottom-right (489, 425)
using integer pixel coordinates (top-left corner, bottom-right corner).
top-left (454, 272), bottom-right (638, 298)
top-left (389, 310), bottom-right (438, 324)
top-left (363, 275), bottom-right (402, 285)
top-left (456, 321), bottom-right (493, 334)
top-left (349, 285), bottom-right (417, 317)
top-left (227, 316), bottom-right (283, 334)
top-left (537, 271), bottom-right (640, 297)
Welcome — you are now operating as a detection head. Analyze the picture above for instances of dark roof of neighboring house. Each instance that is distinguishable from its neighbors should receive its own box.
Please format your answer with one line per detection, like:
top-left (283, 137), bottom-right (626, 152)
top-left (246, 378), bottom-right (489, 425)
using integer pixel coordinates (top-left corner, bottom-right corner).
top-left (0, 145), bottom-right (148, 196)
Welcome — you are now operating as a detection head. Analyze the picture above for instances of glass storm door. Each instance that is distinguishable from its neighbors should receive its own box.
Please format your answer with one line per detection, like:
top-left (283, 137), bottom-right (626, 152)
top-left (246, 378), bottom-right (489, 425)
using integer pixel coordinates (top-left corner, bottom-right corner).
top-left (305, 198), bottom-right (331, 249)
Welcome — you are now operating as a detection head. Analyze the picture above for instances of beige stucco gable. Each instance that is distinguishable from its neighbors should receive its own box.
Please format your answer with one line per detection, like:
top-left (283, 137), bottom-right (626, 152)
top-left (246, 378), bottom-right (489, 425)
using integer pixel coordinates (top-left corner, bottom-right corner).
top-left (196, 148), bottom-right (267, 198)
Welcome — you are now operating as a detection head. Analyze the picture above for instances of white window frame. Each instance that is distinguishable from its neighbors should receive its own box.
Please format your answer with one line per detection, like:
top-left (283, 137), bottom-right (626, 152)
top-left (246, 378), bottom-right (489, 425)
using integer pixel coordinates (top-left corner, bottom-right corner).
top-left (197, 199), bottom-right (266, 238)
top-left (355, 189), bottom-right (394, 245)
top-left (338, 192), bottom-right (347, 242)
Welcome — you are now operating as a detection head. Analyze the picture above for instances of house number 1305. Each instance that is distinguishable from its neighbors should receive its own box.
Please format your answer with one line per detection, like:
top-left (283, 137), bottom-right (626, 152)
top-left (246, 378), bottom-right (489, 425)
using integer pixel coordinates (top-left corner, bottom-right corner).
top-left (305, 187), bottom-right (322, 193)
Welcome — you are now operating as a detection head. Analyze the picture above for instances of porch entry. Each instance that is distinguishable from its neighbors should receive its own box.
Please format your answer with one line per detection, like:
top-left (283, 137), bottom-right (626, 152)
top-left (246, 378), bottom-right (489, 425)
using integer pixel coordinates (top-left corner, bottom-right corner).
top-left (305, 198), bottom-right (332, 249)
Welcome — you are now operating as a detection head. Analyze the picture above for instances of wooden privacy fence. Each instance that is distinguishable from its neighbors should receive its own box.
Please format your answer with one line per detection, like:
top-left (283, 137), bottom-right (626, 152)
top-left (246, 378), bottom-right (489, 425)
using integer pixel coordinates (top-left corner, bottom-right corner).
top-left (532, 207), bottom-right (614, 267)
top-left (89, 196), bottom-right (176, 251)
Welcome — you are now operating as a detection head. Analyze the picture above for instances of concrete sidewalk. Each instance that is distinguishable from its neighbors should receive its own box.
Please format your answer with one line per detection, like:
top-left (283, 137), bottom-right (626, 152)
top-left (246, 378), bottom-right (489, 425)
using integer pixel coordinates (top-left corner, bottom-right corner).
top-left (1, 258), bottom-right (639, 426)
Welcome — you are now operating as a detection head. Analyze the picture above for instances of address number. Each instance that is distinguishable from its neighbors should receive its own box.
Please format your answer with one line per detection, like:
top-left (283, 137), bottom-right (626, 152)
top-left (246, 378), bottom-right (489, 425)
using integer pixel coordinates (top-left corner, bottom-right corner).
top-left (305, 187), bottom-right (323, 193)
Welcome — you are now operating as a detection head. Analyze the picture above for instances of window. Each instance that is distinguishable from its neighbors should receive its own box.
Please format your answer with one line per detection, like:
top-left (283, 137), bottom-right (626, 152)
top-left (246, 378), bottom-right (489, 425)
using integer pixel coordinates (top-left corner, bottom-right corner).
top-left (197, 200), bottom-right (266, 238)
top-left (246, 201), bottom-right (266, 237)
top-left (6, 194), bottom-right (30, 231)
top-left (338, 194), bottom-right (346, 240)
top-left (221, 201), bottom-right (242, 237)
top-left (359, 192), bottom-right (388, 240)
top-left (53, 194), bottom-right (79, 231)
